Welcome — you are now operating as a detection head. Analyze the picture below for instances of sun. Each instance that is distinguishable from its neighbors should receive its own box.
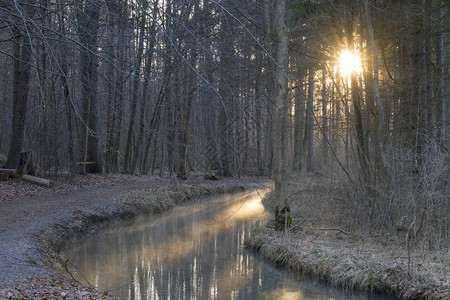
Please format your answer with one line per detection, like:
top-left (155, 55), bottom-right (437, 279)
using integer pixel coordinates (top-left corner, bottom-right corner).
top-left (338, 50), bottom-right (361, 77)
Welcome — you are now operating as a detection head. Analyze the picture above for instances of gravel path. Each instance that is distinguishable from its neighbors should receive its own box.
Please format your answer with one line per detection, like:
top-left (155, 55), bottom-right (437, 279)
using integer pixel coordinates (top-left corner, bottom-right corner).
top-left (0, 176), bottom-right (162, 288)
top-left (0, 174), bottom-right (268, 293)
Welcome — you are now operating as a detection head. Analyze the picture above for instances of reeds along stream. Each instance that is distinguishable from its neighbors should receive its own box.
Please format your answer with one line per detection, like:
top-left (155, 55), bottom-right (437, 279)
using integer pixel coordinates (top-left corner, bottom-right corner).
top-left (63, 189), bottom-right (396, 300)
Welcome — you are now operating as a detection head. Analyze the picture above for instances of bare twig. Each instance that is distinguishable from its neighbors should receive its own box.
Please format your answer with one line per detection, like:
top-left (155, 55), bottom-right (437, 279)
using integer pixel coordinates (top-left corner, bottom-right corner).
top-left (65, 259), bottom-right (94, 288)
top-left (288, 211), bottom-right (312, 232)
top-left (304, 227), bottom-right (365, 237)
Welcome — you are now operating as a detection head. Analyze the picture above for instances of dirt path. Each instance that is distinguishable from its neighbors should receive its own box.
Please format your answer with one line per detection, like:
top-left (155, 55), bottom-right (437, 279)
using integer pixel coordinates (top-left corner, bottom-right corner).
top-left (0, 174), bottom-right (269, 297)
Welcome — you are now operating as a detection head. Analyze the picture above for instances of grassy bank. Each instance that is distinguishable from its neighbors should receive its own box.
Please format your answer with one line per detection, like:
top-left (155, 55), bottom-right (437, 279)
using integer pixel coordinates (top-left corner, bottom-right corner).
top-left (246, 229), bottom-right (448, 299)
top-left (246, 175), bottom-right (449, 300)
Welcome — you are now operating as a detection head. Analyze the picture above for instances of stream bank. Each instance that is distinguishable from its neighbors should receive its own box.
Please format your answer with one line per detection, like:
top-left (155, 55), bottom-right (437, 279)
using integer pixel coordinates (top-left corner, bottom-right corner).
top-left (246, 175), bottom-right (449, 300)
top-left (0, 174), bottom-right (269, 299)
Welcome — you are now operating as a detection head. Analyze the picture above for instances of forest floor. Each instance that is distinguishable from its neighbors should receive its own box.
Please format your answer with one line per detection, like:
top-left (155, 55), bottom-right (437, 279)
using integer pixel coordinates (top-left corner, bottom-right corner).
top-left (247, 173), bottom-right (449, 300)
top-left (0, 173), bottom-right (447, 299)
top-left (0, 173), bottom-right (269, 299)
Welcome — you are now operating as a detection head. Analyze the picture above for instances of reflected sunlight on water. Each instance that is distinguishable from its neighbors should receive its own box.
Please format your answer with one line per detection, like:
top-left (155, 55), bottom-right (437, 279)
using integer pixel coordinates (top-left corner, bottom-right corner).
top-left (63, 189), bottom-right (395, 300)
top-left (259, 288), bottom-right (305, 300)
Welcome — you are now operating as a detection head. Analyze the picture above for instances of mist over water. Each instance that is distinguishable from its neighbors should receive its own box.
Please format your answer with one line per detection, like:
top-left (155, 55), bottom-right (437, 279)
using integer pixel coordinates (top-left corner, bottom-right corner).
top-left (64, 190), bottom-right (395, 300)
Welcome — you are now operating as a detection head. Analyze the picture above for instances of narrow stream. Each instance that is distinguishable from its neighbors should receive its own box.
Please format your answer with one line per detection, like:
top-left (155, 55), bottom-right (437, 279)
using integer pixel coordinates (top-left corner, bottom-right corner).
top-left (63, 189), bottom-right (394, 300)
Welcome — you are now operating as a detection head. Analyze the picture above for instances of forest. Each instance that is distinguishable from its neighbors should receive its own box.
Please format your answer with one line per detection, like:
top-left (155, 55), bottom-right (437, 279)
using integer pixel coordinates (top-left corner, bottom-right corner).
top-left (0, 0), bottom-right (448, 249)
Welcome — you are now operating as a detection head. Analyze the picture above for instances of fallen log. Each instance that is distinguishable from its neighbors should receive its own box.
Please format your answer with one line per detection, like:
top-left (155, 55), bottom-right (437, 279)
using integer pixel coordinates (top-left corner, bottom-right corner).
top-left (21, 174), bottom-right (53, 187)
top-left (0, 169), bottom-right (17, 181)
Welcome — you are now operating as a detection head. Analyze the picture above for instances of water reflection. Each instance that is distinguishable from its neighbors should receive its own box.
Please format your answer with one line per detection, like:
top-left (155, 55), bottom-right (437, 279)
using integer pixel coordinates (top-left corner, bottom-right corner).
top-left (64, 189), bottom-right (394, 300)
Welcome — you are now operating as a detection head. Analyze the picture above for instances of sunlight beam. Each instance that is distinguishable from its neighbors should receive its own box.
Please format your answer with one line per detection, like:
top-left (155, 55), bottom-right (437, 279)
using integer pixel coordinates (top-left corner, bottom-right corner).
top-left (338, 50), bottom-right (361, 77)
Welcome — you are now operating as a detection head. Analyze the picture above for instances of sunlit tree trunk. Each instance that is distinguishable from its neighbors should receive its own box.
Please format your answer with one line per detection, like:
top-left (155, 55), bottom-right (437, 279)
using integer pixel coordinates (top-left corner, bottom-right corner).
top-left (345, 3), bottom-right (369, 181)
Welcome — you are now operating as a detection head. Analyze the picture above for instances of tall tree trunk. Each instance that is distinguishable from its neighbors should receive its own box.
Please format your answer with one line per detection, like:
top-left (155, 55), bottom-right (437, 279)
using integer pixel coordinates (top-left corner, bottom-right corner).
top-left (321, 65), bottom-right (328, 161)
top-left (435, 1), bottom-right (446, 144)
top-left (255, 52), bottom-right (265, 175)
top-left (363, 0), bottom-right (388, 183)
top-left (6, 2), bottom-right (36, 170)
top-left (78, 0), bottom-right (102, 173)
top-left (58, 0), bottom-right (75, 170)
top-left (306, 68), bottom-right (315, 172)
top-left (177, 68), bottom-right (195, 179)
top-left (264, 0), bottom-right (275, 175)
top-left (294, 75), bottom-right (306, 170)
top-left (123, 19), bottom-right (146, 173)
top-left (272, 0), bottom-right (289, 214)
top-left (141, 67), bottom-right (170, 174)
top-left (132, 6), bottom-right (158, 174)
top-left (410, 0), bottom-right (427, 172)
top-left (219, 105), bottom-right (231, 176)
top-left (346, 3), bottom-right (369, 181)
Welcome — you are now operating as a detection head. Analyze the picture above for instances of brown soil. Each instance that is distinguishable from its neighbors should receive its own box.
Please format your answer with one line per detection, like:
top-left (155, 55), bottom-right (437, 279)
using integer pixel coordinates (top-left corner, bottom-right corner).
top-left (0, 173), bottom-right (270, 299)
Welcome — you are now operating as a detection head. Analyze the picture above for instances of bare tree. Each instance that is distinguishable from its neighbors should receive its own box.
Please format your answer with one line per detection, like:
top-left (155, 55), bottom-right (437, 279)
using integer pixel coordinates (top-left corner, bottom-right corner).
top-left (78, 0), bottom-right (102, 173)
top-left (5, 1), bottom-right (36, 170)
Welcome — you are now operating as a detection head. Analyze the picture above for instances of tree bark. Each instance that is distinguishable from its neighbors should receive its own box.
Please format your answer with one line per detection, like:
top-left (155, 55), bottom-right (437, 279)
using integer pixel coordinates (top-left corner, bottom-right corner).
top-left (21, 174), bottom-right (53, 187)
top-left (306, 68), bottom-right (315, 172)
top-left (346, 2), bottom-right (369, 181)
top-left (321, 65), bottom-right (328, 161)
top-left (435, 1), bottom-right (446, 144)
top-left (272, 0), bottom-right (289, 212)
top-left (363, 0), bottom-right (388, 183)
top-left (177, 69), bottom-right (195, 179)
top-left (6, 2), bottom-right (36, 170)
top-left (57, 0), bottom-right (75, 170)
top-left (132, 5), bottom-right (158, 174)
top-left (78, 0), bottom-right (102, 173)
top-left (123, 18), bottom-right (146, 174)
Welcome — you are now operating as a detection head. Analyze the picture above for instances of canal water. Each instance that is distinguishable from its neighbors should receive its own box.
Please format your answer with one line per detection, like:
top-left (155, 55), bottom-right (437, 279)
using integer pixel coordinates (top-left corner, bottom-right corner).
top-left (63, 189), bottom-right (394, 299)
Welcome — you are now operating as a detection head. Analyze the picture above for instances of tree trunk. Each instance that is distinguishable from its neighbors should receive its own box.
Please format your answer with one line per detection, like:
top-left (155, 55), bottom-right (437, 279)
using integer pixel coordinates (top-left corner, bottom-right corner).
top-left (6, 2), bottom-right (36, 170)
top-left (78, 0), bottom-right (102, 173)
top-left (306, 68), bottom-right (315, 172)
top-left (21, 174), bottom-right (53, 187)
top-left (177, 70), bottom-right (195, 179)
top-left (272, 0), bottom-right (289, 214)
top-left (294, 75), bottom-right (306, 171)
top-left (132, 7), bottom-right (157, 174)
top-left (435, 1), bottom-right (446, 144)
top-left (141, 69), bottom-right (169, 174)
top-left (57, 1), bottom-right (75, 170)
top-left (346, 3), bottom-right (369, 181)
top-left (123, 19), bottom-right (146, 174)
top-left (321, 65), bottom-right (328, 161)
top-left (363, 0), bottom-right (388, 183)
